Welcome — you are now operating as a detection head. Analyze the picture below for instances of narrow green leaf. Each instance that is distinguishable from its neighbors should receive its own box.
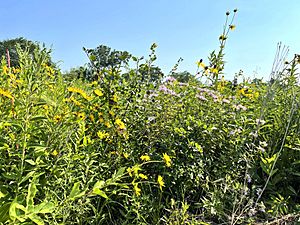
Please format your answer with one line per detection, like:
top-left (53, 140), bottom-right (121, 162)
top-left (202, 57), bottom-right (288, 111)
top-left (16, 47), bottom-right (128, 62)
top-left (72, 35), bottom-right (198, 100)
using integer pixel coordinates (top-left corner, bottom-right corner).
top-left (19, 171), bottom-right (35, 185)
top-left (0, 191), bottom-right (5, 198)
top-left (0, 203), bottom-right (10, 222)
top-left (69, 182), bottom-right (85, 200)
top-left (93, 180), bottom-right (105, 190)
top-left (28, 214), bottom-right (44, 225)
top-left (9, 201), bottom-right (26, 222)
top-left (93, 188), bottom-right (108, 199)
top-left (33, 201), bottom-right (55, 214)
top-left (25, 159), bottom-right (36, 166)
top-left (27, 182), bottom-right (37, 208)
top-left (30, 116), bottom-right (47, 121)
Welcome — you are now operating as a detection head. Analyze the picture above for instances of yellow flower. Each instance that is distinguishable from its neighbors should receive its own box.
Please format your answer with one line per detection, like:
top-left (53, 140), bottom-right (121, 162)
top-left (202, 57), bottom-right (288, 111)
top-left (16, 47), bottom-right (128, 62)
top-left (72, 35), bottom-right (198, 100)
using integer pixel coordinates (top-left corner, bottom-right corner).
top-left (163, 153), bottom-right (172, 167)
top-left (81, 92), bottom-right (93, 101)
top-left (123, 152), bottom-right (129, 159)
top-left (219, 35), bottom-right (227, 41)
top-left (2, 65), bottom-right (9, 74)
top-left (0, 88), bottom-right (14, 100)
top-left (91, 81), bottom-right (98, 86)
top-left (67, 87), bottom-right (83, 94)
top-left (54, 115), bottom-right (62, 123)
top-left (77, 112), bottom-right (85, 120)
top-left (89, 114), bottom-right (95, 122)
top-left (112, 94), bottom-right (118, 102)
top-left (196, 60), bottom-right (205, 68)
top-left (68, 87), bottom-right (92, 101)
top-left (157, 175), bottom-right (165, 191)
top-left (97, 131), bottom-right (109, 140)
top-left (105, 121), bottom-right (111, 128)
top-left (127, 167), bottom-right (133, 177)
top-left (115, 118), bottom-right (126, 130)
top-left (210, 68), bottom-right (218, 74)
top-left (132, 165), bottom-right (141, 176)
top-left (139, 173), bottom-right (148, 180)
top-left (132, 181), bottom-right (141, 196)
top-left (109, 111), bottom-right (115, 116)
top-left (51, 150), bottom-right (59, 156)
top-left (229, 25), bottom-right (236, 30)
top-left (140, 155), bottom-right (150, 162)
top-left (94, 89), bottom-right (103, 97)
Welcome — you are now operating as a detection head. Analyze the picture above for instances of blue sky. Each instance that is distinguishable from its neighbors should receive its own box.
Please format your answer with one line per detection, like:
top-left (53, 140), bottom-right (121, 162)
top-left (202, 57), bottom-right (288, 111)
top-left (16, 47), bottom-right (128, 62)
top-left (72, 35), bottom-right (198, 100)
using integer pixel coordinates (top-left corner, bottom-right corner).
top-left (1, 0), bottom-right (300, 80)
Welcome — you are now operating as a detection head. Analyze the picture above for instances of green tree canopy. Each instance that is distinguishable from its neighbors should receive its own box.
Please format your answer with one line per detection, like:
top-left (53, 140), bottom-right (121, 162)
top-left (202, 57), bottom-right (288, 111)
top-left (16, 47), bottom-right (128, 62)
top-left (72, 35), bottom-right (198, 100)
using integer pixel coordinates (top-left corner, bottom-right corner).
top-left (0, 37), bottom-right (45, 67)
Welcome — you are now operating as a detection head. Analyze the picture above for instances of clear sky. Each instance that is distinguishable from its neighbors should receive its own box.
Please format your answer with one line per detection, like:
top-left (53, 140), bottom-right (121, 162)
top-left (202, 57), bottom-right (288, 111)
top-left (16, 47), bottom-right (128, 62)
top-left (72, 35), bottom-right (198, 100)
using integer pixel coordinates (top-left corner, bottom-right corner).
top-left (1, 0), bottom-right (300, 80)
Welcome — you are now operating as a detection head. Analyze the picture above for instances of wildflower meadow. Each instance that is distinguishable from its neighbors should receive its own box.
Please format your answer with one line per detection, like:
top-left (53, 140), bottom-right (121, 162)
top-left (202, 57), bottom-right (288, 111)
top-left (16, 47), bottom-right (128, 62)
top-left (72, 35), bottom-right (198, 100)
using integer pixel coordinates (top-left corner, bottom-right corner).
top-left (0, 10), bottom-right (300, 225)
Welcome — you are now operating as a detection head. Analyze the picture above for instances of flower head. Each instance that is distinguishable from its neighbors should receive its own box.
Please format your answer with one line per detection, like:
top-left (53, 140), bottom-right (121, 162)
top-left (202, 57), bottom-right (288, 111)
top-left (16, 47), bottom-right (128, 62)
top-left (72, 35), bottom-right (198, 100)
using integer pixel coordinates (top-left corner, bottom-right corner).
top-left (157, 175), bottom-right (165, 191)
top-left (97, 131), bottom-right (109, 140)
top-left (139, 173), bottom-right (148, 180)
top-left (115, 118), bottom-right (126, 130)
top-left (0, 88), bottom-right (14, 100)
top-left (123, 152), bottom-right (129, 159)
top-left (229, 25), bottom-right (236, 30)
top-left (94, 89), bottom-right (103, 97)
top-left (163, 153), bottom-right (172, 167)
top-left (132, 182), bottom-right (141, 196)
top-left (77, 112), bottom-right (85, 120)
top-left (219, 35), bottom-right (227, 41)
top-left (54, 115), bottom-right (62, 123)
top-left (140, 155), bottom-right (151, 162)
top-left (196, 59), bottom-right (205, 68)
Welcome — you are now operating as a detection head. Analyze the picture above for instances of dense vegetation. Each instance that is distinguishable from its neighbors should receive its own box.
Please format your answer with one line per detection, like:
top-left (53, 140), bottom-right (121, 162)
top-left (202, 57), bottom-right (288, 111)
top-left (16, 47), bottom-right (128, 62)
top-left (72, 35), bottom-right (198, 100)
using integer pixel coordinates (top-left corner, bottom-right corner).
top-left (0, 10), bottom-right (299, 224)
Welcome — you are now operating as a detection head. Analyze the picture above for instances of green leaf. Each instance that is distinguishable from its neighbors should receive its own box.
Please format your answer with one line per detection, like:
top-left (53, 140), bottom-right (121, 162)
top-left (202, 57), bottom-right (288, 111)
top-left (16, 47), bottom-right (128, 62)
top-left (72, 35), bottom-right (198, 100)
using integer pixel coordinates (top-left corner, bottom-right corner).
top-left (194, 142), bottom-right (203, 153)
top-left (28, 214), bottom-right (44, 225)
top-left (93, 188), bottom-right (108, 199)
top-left (25, 159), bottom-right (36, 166)
top-left (9, 201), bottom-right (26, 222)
top-left (0, 191), bottom-right (5, 199)
top-left (112, 167), bottom-right (125, 181)
top-left (292, 172), bottom-right (300, 177)
top-left (0, 203), bottom-right (10, 222)
top-left (69, 182), bottom-right (85, 200)
top-left (19, 171), bottom-right (36, 185)
top-left (34, 201), bottom-right (55, 214)
top-left (89, 55), bottom-right (96, 61)
top-left (27, 182), bottom-right (37, 208)
top-left (93, 180), bottom-right (105, 190)
top-left (30, 116), bottom-right (47, 121)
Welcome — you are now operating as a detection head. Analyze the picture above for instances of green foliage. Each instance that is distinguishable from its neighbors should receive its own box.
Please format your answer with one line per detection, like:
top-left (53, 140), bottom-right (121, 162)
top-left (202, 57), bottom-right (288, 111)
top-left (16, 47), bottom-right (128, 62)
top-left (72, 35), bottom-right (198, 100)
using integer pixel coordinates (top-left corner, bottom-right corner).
top-left (0, 37), bottom-right (52, 68)
top-left (1, 10), bottom-right (300, 225)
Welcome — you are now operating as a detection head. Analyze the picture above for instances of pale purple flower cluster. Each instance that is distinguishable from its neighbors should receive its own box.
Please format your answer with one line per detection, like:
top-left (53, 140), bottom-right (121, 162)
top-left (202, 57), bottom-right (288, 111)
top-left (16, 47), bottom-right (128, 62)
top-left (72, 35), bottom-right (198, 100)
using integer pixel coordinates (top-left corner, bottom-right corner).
top-left (196, 94), bottom-right (207, 101)
top-left (197, 87), bottom-right (219, 100)
top-left (233, 104), bottom-right (247, 111)
top-left (222, 98), bottom-right (230, 104)
top-left (165, 76), bottom-right (177, 83)
top-left (149, 93), bottom-right (159, 98)
top-left (159, 85), bottom-right (179, 96)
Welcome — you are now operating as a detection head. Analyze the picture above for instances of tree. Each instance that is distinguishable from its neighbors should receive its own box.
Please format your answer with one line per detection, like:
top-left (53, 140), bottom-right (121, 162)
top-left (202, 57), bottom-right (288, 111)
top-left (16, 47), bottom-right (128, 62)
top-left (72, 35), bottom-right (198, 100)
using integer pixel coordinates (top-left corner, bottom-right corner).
top-left (0, 37), bottom-right (45, 67)
top-left (171, 71), bottom-right (197, 83)
top-left (137, 64), bottom-right (164, 84)
top-left (83, 45), bottom-right (131, 80)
